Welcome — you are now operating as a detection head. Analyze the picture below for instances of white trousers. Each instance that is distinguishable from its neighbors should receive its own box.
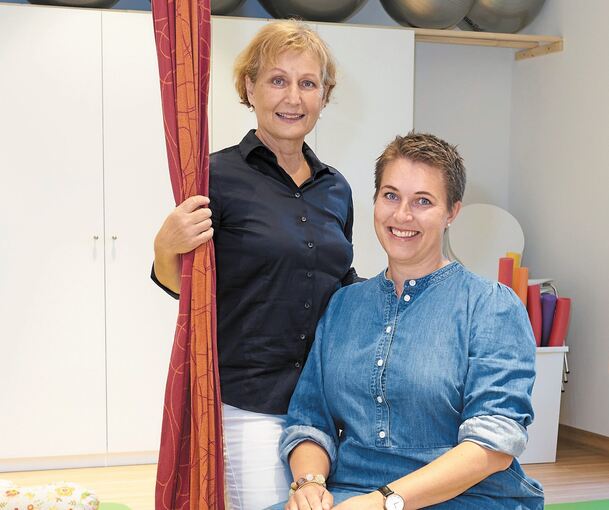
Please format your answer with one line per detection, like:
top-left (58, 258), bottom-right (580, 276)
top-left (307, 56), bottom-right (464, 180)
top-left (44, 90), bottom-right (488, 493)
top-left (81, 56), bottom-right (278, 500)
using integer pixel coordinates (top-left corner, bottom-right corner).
top-left (223, 403), bottom-right (292, 510)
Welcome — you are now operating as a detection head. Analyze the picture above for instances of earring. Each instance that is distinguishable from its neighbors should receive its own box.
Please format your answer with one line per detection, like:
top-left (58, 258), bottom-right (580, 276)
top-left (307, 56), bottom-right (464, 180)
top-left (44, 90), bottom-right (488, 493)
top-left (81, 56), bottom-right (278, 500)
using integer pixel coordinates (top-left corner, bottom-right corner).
top-left (248, 105), bottom-right (254, 112)
top-left (319, 111), bottom-right (323, 119)
top-left (447, 223), bottom-right (451, 228)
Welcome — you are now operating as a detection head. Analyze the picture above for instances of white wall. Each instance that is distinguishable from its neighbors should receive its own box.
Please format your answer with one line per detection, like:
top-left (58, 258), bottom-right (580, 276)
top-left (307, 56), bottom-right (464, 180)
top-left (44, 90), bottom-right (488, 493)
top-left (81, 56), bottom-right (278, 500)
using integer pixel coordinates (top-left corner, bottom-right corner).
top-left (414, 43), bottom-right (513, 209)
top-left (510, 0), bottom-right (609, 436)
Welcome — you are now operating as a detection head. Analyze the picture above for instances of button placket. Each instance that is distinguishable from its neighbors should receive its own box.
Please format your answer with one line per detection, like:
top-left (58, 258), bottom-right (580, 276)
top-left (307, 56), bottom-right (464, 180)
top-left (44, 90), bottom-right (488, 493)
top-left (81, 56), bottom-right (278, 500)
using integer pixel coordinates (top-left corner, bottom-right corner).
top-left (298, 200), bottom-right (315, 306)
top-left (373, 293), bottom-right (397, 447)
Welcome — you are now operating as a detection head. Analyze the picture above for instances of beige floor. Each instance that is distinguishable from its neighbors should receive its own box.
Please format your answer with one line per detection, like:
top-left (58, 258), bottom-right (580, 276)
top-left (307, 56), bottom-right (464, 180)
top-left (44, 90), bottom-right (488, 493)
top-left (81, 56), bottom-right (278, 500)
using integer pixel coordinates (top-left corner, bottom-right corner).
top-left (2, 439), bottom-right (609, 509)
top-left (1, 464), bottom-right (156, 510)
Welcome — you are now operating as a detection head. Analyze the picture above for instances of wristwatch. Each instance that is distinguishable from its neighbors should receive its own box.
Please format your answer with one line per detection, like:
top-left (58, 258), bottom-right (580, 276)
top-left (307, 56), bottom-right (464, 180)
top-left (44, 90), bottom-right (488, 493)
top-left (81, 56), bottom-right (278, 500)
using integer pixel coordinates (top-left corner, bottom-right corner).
top-left (377, 485), bottom-right (405, 510)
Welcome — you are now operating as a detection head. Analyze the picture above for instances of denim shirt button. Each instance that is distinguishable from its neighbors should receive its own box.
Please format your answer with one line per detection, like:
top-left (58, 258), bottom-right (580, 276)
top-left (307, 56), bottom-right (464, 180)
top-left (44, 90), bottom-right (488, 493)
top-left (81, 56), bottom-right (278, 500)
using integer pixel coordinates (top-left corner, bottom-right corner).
top-left (404, 294), bottom-right (411, 302)
top-left (379, 431), bottom-right (386, 439)
top-left (385, 326), bottom-right (392, 333)
top-left (409, 279), bottom-right (416, 287)
top-left (377, 359), bottom-right (384, 367)
top-left (376, 396), bottom-right (383, 403)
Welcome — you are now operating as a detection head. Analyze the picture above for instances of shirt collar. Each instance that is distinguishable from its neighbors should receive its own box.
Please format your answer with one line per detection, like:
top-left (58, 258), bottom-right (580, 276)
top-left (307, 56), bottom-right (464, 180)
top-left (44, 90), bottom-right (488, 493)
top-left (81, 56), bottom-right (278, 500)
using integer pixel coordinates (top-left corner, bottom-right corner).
top-left (238, 129), bottom-right (335, 178)
top-left (378, 261), bottom-right (463, 295)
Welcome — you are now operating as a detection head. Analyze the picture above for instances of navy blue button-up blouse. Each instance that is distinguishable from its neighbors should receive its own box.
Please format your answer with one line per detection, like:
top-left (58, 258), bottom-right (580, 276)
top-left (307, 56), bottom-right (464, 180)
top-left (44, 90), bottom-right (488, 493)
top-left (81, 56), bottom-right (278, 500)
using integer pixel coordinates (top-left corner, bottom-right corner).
top-left (153, 130), bottom-right (357, 414)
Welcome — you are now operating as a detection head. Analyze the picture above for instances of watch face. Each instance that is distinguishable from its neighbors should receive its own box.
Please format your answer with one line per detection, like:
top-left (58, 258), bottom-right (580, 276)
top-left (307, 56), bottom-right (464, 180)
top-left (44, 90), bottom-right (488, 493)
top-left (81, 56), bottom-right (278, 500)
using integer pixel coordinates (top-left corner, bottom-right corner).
top-left (385, 493), bottom-right (405, 510)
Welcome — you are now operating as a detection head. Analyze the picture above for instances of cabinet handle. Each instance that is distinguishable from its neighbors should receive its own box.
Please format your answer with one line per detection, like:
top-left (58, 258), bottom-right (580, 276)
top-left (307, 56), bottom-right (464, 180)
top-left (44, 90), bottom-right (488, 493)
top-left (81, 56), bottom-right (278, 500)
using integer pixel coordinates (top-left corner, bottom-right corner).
top-left (93, 235), bottom-right (99, 240)
top-left (112, 235), bottom-right (118, 240)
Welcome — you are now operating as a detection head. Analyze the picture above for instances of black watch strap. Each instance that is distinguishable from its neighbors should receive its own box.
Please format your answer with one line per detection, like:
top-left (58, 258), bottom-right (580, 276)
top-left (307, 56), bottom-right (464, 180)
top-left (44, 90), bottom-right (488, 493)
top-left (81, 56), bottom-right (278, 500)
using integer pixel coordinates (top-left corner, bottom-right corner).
top-left (377, 485), bottom-right (395, 498)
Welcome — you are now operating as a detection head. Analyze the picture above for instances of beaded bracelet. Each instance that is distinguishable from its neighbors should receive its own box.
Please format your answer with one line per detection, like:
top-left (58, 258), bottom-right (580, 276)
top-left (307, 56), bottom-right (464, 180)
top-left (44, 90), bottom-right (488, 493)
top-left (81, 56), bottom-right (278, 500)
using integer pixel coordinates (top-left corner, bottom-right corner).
top-left (288, 473), bottom-right (326, 496)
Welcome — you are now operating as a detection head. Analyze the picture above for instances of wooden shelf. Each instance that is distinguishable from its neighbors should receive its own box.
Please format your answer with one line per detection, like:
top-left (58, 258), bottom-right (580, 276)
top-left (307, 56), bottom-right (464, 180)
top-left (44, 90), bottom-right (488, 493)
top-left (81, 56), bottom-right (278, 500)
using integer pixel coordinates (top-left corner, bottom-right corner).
top-left (413, 27), bottom-right (563, 61)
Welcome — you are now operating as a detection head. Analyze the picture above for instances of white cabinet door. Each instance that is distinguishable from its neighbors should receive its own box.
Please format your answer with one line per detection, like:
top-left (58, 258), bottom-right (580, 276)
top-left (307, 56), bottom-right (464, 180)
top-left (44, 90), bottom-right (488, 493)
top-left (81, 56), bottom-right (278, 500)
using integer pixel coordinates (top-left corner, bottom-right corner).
top-left (0, 5), bottom-right (107, 459)
top-left (101, 10), bottom-right (178, 454)
top-left (316, 24), bottom-right (415, 278)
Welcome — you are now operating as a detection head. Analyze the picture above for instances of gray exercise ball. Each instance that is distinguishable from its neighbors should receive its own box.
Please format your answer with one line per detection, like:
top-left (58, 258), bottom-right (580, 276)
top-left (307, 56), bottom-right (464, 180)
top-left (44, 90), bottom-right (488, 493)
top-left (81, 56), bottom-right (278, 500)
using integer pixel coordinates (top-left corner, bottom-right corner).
top-left (212, 0), bottom-right (245, 15)
top-left (380, 0), bottom-right (474, 29)
top-left (258, 0), bottom-right (368, 23)
top-left (458, 0), bottom-right (546, 33)
top-left (28, 0), bottom-right (118, 7)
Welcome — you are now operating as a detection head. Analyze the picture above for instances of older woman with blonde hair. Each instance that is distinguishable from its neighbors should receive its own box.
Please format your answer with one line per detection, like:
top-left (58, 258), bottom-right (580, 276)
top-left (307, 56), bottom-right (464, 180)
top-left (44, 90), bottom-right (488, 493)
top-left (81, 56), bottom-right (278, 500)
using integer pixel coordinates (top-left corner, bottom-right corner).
top-left (152, 20), bottom-right (358, 510)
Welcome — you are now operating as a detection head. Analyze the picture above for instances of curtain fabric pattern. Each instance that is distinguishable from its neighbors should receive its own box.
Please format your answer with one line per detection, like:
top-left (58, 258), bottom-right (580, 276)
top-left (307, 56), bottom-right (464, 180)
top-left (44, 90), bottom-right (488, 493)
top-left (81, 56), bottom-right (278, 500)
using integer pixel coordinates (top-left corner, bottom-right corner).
top-left (150, 0), bottom-right (224, 508)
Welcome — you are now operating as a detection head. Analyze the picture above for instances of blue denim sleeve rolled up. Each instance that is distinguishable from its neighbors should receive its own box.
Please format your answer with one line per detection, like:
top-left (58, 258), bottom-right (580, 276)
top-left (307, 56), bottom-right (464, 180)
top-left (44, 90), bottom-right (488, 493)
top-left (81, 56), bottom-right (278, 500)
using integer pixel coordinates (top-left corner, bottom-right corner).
top-left (279, 263), bottom-right (543, 509)
top-left (459, 415), bottom-right (528, 457)
top-left (459, 283), bottom-right (537, 457)
top-left (279, 315), bottom-right (339, 469)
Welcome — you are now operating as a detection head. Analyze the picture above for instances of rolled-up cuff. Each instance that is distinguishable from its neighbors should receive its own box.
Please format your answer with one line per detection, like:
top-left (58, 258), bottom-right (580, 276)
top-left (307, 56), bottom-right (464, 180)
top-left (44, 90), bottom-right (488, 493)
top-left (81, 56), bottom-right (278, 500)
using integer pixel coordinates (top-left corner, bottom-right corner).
top-left (458, 415), bottom-right (528, 457)
top-left (279, 425), bottom-right (337, 470)
top-left (151, 263), bottom-right (180, 299)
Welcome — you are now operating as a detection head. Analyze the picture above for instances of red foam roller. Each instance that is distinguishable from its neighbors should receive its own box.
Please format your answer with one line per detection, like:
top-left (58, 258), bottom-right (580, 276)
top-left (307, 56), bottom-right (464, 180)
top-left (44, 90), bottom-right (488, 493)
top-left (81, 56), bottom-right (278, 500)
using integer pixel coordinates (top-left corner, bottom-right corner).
top-left (527, 284), bottom-right (542, 346)
top-left (548, 297), bottom-right (571, 347)
top-left (498, 257), bottom-right (514, 287)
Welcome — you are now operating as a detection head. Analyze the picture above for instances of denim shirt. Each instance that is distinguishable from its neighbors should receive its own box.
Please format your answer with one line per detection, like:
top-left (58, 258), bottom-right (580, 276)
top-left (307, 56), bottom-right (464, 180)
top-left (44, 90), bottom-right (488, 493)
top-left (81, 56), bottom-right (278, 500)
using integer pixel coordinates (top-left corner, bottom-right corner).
top-left (279, 262), bottom-right (544, 509)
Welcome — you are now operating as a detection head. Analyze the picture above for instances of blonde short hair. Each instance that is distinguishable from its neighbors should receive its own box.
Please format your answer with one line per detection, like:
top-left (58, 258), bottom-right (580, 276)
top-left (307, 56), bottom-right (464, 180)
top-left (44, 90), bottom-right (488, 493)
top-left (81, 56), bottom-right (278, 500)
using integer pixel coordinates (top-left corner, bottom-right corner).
top-left (233, 20), bottom-right (337, 108)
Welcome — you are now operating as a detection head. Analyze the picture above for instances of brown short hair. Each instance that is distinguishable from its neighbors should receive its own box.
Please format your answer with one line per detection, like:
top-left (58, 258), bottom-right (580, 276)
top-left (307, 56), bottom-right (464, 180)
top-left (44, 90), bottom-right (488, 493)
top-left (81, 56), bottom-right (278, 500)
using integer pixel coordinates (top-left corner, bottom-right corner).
top-left (374, 132), bottom-right (466, 209)
top-left (233, 20), bottom-right (337, 108)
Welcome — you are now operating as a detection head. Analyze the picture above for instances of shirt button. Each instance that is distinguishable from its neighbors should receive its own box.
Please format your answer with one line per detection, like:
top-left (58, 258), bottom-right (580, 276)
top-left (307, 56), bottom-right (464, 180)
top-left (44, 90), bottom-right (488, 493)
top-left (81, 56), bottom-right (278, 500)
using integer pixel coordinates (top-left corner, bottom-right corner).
top-left (409, 280), bottom-right (416, 287)
top-left (404, 294), bottom-right (411, 302)
top-left (376, 396), bottom-right (383, 403)
top-left (306, 271), bottom-right (313, 278)
top-left (304, 302), bottom-right (311, 309)
top-left (377, 359), bottom-right (383, 367)
top-left (294, 192), bottom-right (301, 198)
top-left (299, 334), bottom-right (306, 340)
top-left (379, 431), bottom-right (386, 439)
top-left (295, 361), bottom-right (301, 368)
top-left (307, 242), bottom-right (314, 249)
top-left (385, 326), bottom-right (392, 333)
top-left (300, 216), bottom-right (307, 222)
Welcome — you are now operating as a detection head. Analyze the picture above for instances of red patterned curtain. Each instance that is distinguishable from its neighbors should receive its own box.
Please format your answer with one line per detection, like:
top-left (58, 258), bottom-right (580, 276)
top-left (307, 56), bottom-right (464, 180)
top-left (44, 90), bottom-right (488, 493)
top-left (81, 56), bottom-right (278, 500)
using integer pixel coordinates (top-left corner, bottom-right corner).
top-left (150, 0), bottom-right (224, 508)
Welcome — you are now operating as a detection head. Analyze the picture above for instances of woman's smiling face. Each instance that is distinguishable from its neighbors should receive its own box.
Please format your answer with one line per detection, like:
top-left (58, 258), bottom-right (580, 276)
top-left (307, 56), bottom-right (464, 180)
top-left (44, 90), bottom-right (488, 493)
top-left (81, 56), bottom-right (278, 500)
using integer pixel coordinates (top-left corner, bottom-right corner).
top-left (246, 49), bottom-right (325, 146)
top-left (374, 157), bottom-right (461, 274)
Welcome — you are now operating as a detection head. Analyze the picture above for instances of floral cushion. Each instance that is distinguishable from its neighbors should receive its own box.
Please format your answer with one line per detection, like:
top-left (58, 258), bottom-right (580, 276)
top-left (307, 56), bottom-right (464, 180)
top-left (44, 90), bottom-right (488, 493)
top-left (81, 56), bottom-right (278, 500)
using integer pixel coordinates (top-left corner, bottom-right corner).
top-left (0, 480), bottom-right (99, 510)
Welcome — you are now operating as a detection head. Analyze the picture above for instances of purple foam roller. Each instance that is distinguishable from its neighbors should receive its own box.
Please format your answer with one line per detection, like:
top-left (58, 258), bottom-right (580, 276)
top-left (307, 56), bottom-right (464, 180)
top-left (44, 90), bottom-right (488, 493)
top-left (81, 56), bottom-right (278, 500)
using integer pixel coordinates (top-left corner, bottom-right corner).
top-left (541, 293), bottom-right (557, 347)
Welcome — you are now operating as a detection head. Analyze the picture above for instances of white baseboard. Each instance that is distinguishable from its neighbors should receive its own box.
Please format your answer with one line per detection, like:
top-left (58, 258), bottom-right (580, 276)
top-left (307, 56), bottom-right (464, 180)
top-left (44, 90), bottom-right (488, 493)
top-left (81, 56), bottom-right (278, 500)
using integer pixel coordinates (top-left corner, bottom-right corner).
top-left (0, 451), bottom-right (158, 472)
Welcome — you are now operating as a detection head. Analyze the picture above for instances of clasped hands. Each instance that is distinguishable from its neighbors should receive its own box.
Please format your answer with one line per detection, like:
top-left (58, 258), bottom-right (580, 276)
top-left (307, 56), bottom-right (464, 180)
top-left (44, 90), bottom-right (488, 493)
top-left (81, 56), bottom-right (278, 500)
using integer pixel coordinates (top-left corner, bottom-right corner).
top-left (285, 484), bottom-right (385, 510)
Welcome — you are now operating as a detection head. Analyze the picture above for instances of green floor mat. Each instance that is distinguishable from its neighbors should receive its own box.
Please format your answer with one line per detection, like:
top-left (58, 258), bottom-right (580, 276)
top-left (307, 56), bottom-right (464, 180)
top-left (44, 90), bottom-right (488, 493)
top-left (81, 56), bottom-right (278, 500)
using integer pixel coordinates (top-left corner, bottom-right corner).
top-left (99, 504), bottom-right (132, 510)
top-left (546, 500), bottom-right (609, 509)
